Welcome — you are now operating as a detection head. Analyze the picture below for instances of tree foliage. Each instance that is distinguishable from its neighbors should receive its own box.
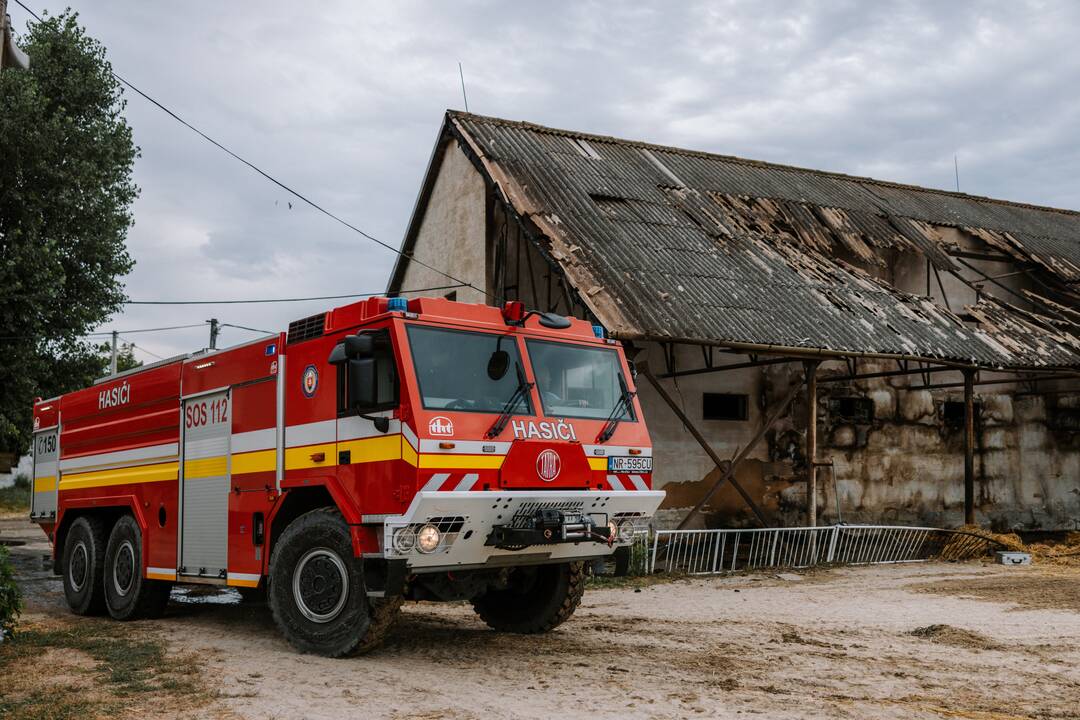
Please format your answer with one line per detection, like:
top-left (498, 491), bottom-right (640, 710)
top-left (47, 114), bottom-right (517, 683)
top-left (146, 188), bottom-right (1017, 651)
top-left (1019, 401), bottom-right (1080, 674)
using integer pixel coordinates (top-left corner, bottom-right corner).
top-left (0, 10), bottom-right (137, 454)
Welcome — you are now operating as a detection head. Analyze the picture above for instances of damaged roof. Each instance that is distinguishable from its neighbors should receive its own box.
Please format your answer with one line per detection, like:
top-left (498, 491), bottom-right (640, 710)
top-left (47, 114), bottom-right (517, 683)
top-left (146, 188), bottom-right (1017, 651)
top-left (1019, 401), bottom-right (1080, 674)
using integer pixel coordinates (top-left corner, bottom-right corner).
top-left (397, 111), bottom-right (1080, 369)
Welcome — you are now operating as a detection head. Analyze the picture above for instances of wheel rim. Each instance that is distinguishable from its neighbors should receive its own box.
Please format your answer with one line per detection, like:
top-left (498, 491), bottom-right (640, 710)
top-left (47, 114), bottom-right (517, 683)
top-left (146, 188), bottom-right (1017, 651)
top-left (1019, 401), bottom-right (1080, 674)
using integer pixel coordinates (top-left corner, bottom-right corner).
top-left (113, 539), bottom-right (136, 597)
top-left (292, 548), bottom-right (349, 623)
top-left (69, 541), bottom-right (89, 592)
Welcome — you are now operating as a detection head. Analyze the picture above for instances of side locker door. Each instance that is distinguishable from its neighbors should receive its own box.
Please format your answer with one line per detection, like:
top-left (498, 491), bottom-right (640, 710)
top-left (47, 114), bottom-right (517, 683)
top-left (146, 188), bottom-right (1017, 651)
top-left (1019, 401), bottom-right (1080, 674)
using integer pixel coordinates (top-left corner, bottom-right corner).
top-left (179, 390), bottom-right (231, 580)
top-left (31, 427), bottom-right (59, 520)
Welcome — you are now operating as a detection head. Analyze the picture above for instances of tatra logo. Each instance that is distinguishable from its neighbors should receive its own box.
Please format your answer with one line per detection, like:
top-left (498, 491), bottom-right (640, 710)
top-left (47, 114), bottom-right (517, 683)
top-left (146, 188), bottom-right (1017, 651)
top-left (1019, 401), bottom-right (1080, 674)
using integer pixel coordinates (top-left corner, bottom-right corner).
top-left (98, 381), bottom-right (131, 410)
top-left (302, 365), bottom-right (319, 398)
top-left (511, 419), bottom-right (577, 442)
top-left (429, 416), bottom-right (454, 436)
top-left (536, 449), bottom-right (561, 482)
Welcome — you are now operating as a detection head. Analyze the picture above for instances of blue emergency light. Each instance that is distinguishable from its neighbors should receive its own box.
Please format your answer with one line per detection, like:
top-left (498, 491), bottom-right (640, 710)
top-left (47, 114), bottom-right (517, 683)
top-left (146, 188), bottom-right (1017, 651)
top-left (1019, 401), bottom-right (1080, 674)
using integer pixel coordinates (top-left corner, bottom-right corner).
top-left (387, 297), bottom-right (408, 312)
top-left (592, 325), bottom-right (606, 339)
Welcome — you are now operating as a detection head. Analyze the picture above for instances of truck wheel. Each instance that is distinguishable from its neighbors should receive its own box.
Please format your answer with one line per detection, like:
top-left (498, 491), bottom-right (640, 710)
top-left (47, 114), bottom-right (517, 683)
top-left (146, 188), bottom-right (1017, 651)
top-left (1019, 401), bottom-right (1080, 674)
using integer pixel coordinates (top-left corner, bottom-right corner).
top-left (353, 594), bottom-right (404, 655)
top-left (61, 516), bottom-right (108, 615)
top-left (472, 561), bottom-right (586, 634)
top-left (268, 507), bottom-right (371, 657)
top-left (103, 515), bottom-right (171, 620)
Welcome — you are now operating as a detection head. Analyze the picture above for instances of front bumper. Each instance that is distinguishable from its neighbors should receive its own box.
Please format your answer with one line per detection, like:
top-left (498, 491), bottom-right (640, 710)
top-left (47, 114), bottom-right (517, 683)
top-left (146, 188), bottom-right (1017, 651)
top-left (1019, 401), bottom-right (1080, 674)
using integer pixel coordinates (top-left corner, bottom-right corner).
top-left (383, 490), bottom-right (665, 573)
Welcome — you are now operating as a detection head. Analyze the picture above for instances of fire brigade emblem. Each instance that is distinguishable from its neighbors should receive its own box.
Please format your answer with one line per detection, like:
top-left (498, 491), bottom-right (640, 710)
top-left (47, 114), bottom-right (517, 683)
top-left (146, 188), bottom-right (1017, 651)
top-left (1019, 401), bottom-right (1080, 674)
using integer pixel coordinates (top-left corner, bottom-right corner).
top-left (301, 365), bottom-right (319, 397)
top-left (536, 449), bottom-right (561, 482)
top-left (33, 416), bottom-right (40, 430)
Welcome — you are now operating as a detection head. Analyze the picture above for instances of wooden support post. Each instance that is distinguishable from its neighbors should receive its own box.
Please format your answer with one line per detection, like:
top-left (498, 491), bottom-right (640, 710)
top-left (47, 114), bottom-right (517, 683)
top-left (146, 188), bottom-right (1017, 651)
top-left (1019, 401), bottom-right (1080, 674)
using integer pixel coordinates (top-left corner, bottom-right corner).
top-left (963, 368), bottom-right (976, 526)
top-left (804, 361), bottom-right (819, 528)
top-left (642, 366), bottom-right (805, 530)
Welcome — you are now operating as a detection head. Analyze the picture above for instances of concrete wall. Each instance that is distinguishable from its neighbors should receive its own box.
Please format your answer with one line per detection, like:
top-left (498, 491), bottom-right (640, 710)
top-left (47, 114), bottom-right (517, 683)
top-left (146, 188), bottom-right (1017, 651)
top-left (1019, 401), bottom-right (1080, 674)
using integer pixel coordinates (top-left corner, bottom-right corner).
top-left (397, 143), bottom-right (488, 304)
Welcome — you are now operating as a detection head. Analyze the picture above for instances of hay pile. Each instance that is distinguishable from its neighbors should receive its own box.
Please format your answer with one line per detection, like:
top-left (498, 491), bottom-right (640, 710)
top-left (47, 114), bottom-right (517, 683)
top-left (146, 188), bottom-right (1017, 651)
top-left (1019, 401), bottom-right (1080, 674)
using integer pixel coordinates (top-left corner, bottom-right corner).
top-left (953, 527), bottom-right (1080, 566)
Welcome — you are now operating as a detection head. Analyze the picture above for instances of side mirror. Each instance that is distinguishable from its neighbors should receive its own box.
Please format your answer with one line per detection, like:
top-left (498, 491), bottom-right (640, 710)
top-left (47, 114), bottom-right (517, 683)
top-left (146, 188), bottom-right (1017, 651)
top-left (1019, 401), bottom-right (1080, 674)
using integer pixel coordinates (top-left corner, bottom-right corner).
top-left (347, 358), bottom-right (377, 409)
top-left (487, 349), bottom-right (510, 380)
top-left (344, 334), bottom-right (374, 359)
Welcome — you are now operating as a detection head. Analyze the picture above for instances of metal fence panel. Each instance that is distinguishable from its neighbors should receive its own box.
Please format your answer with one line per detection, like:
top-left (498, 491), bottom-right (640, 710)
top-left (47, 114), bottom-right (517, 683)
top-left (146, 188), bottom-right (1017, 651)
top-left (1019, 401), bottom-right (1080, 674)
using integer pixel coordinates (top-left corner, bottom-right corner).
top-left (649, 524), bottom-right (996, 575)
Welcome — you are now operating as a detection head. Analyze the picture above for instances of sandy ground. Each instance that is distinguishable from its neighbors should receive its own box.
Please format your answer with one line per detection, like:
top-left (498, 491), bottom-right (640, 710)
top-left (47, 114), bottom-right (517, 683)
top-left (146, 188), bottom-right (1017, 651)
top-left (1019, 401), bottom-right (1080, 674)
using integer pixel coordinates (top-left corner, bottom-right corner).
top-left (4, 515), bottom-right (1080, 720)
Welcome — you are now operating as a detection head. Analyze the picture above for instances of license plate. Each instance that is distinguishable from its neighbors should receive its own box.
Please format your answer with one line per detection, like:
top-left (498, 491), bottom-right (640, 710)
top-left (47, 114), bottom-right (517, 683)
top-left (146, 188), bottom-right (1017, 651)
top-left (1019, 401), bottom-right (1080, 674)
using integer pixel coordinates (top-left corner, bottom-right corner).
top-left (607, 456), bottom-right (652, 473)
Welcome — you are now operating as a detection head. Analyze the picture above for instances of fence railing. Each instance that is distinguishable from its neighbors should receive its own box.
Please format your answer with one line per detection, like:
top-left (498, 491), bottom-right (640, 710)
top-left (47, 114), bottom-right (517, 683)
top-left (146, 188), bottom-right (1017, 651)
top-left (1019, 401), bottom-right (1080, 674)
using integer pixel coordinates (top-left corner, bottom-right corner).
top-left (647, 524), bottom-right (1000, 575)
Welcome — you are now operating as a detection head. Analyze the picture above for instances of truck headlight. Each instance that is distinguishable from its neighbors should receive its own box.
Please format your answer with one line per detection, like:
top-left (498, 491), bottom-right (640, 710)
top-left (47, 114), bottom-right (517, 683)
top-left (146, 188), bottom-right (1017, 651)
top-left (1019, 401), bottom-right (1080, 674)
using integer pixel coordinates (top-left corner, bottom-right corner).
top-left (617, 519), bottom-right (635, 543)
top-left (393, 527), bottom-right (415, 553)
top-left (416, 524), bottom-right (441, 553)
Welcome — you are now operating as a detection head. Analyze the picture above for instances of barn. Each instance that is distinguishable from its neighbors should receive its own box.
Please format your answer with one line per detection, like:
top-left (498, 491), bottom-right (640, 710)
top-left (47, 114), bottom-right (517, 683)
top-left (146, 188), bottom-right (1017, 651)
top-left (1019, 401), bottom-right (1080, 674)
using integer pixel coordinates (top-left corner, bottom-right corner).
top-left (388, 111), bottom-right (1080, 531)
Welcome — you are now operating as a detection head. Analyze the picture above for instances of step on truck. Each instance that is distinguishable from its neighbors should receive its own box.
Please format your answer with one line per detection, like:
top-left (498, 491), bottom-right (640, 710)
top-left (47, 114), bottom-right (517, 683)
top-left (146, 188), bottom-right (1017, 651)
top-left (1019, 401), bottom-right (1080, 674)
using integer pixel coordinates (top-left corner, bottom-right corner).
top-left (30, 297), bottom-right (663, 655)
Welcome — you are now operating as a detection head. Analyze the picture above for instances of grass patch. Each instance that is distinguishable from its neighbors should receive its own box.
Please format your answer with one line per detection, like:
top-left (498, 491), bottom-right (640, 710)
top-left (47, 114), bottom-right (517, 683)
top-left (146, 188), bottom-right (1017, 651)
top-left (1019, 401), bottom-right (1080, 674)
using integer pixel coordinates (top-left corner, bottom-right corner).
top-left (0, 620), bottom-right (206, 720)
top-left (588, 572), bottom-right (687, 590)
top-left (0, 479), bottom-right (31, 514)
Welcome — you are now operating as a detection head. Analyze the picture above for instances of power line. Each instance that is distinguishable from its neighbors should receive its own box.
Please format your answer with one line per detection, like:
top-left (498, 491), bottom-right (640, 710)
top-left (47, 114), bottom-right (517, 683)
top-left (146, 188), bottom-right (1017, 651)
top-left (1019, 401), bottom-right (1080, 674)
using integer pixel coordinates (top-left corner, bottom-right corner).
top-left (117, 335), bottom-right (165, 361)
top-left (86, 322), bottom-right (206, 336)
top-left (123, 283), bottom-right (465, 305)
top-left (9, 1), bottom-right (488, 298)
top-left (219, 322), bottom-right (273, 335)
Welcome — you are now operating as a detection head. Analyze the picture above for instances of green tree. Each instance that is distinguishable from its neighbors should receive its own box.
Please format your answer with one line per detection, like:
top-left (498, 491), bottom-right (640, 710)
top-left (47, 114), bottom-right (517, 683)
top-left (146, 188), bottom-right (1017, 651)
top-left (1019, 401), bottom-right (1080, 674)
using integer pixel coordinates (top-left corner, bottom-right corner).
top-left (0, 10), bottom-right (137, 455)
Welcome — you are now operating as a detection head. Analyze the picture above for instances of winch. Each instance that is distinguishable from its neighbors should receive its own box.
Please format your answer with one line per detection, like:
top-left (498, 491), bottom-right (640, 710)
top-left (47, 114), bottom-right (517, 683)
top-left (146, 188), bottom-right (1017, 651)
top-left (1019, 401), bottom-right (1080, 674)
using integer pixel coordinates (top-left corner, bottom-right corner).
top-left (485, 507), bottom-right (613, 549)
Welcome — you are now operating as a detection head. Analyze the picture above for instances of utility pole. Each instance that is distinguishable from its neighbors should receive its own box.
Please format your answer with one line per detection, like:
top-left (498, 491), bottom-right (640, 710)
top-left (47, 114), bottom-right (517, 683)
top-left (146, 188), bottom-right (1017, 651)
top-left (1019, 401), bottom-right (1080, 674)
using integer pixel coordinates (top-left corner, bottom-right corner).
top-left (208, 318), bottom-right (219, 350)
top-left (110, 330), bottom-right (118, 375)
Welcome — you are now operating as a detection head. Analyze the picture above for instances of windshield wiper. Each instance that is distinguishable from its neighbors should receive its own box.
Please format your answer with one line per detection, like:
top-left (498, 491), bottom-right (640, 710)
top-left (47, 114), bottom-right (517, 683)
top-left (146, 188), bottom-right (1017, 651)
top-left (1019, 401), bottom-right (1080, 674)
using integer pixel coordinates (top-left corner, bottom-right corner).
top-left (597, 374), bottom-right (635, 443)
top-left (486, 362), bottom-right (533, 439)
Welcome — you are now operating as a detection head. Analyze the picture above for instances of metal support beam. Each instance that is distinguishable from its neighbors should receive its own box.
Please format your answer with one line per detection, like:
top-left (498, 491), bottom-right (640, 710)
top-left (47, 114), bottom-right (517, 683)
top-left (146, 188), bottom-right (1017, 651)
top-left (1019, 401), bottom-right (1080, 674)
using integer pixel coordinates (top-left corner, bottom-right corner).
top-left (963, 369), bottom-right (976, 526)
top-left (804, 361), bottom-right (820, 528)
top-left (816, 364), bottom-right (957, 384)
top-left (641, 366), bottom-right (775, 529)
top-left (657, 356), bottom-right (793, 379)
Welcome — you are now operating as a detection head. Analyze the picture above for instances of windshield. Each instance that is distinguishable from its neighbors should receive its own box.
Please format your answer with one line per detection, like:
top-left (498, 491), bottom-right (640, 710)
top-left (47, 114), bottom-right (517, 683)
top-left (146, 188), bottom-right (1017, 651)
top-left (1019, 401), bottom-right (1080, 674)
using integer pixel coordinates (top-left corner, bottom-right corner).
top-left (526, 339), bottom-right (634, 421)
top-left (407, 325), bottom-right (532, 414)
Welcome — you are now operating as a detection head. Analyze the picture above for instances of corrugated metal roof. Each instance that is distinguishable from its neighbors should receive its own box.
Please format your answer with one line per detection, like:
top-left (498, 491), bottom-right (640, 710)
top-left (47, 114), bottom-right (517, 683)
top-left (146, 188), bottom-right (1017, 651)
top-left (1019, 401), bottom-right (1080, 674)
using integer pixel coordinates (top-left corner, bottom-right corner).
top-left (444, 112), bottom-right (1080, 369)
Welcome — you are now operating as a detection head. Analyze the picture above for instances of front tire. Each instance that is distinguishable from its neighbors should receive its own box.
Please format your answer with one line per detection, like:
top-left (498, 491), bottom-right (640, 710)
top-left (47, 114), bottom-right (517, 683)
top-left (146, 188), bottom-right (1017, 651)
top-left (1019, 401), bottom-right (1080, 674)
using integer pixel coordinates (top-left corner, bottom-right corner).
top-left (61, 516), bottom-right (108, 615)
top-left (103, 515), bottom-right (171, 620)
top-left (472, 561), bottom-right (586, 634)
top-left (268, 508), bottom-right (371, 657)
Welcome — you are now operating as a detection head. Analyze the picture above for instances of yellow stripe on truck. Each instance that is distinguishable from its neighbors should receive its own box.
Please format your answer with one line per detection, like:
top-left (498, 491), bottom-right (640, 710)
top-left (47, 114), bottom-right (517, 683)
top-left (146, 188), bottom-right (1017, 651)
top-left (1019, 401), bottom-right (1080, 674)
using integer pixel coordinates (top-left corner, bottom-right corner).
top-left (231, 449), bottom-right (276, 475)
top-left (338, 435), bottom-right (403, 465)
top-left (587, 458), bottom-right (607, 471)
top-left (417, 453), bottom-right (504, 470)
top-left (59, 461), bottom-right (178, 491)
top-left (182, 456), bottom-right (227, 480)
top-left (33, 476), bottom-right (56, 493)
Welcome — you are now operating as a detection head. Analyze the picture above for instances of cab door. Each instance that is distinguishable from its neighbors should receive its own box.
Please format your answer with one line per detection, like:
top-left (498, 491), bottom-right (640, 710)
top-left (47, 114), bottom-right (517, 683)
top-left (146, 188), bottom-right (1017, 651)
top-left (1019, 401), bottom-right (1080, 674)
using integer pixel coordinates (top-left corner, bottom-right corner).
top-left (179, 390), bottom-right (231, 580)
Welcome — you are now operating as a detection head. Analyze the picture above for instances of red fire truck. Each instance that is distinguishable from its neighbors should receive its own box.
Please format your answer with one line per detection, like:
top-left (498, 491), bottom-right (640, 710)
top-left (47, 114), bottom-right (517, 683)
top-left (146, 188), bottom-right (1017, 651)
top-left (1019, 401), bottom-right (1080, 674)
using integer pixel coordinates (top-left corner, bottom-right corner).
top-left (30, 297), bottom-right (663, 656)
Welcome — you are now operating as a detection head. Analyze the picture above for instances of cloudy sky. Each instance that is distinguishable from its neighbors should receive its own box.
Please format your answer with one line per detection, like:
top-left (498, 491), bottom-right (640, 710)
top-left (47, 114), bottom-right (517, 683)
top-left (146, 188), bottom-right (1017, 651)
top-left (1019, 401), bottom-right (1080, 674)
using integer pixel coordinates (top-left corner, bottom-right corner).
top-left (10, 0), bottom-right (1080, 361)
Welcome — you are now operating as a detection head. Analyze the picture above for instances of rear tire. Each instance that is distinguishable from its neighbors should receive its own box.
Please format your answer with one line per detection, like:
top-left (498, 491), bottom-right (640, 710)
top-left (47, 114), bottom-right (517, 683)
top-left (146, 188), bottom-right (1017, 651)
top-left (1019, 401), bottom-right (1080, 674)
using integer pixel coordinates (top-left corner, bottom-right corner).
top-left (103, 515), bottom-right (171, 620)
top-left (471, 561), bottom-right (586, 634)
top-left (268, 507), bottom-right (371, 657)
top-left (61, 516), bottom-right (108, 615)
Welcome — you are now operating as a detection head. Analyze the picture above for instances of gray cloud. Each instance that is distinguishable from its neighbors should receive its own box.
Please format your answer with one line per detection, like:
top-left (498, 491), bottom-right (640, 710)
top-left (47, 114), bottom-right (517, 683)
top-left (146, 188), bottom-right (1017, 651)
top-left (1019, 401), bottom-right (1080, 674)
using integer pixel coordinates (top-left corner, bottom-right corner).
top-left (9, 0), bottom-right (1079, 360)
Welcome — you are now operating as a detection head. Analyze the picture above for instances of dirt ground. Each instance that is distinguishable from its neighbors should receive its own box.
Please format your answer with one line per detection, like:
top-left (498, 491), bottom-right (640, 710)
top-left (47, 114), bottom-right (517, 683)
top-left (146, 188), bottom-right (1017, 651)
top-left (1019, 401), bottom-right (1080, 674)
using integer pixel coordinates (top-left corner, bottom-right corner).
top-left (3, 515), bottom-right (1080, 720)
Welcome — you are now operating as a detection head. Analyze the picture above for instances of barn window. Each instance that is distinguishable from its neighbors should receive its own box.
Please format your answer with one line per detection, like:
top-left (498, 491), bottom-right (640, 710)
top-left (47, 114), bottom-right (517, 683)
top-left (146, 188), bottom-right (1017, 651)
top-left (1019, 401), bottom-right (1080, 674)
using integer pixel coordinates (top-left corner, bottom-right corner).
top-left (1049, 407), bottom-right (1080, 431)
top-left (703, 393), bottom-right (748, 421)
top-left (829, 396), bottom-right (874, 425)
top-left (942, 400), bottom-right (981, 427)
